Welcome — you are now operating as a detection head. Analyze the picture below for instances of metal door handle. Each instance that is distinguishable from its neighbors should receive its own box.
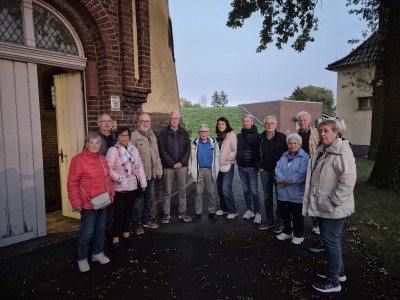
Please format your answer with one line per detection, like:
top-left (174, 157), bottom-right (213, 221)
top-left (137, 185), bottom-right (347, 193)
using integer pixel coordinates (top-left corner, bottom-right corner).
top-left (59, 149), bottom-right (64, 163)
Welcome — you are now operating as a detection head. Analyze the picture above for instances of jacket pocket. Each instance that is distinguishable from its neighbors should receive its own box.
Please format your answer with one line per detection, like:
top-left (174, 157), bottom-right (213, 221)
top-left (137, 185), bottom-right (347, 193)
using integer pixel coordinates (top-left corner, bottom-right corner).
top-left (316, 196), bottom-right (336, 213)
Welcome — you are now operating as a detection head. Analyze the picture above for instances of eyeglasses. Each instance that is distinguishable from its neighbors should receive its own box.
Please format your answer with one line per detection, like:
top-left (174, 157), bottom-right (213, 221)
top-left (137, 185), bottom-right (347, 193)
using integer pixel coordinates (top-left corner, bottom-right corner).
top-left (99, 120), bottom-right (112, 123)
top-left (199, 131), bottom-right (209, 133)
top-left (139, 120), bottom-right (151, 124)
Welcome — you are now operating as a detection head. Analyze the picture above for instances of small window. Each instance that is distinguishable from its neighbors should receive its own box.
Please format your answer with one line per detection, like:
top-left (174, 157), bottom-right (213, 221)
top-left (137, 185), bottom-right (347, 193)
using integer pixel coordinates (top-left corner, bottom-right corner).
top-left (0, 0), bottom-right (24, 44)
top-left (358, 97), bottom-right (373, 110)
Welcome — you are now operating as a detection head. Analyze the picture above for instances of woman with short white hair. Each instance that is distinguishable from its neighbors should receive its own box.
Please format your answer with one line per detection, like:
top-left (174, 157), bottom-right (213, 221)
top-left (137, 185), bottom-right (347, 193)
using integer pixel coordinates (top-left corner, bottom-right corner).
top-left (274, 133), bottom-right (310, 245)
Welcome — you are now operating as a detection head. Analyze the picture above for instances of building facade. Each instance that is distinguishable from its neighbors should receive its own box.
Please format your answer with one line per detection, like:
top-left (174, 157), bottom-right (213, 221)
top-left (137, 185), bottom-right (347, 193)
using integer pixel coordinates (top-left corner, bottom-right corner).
top-left (239, 100), bottom-right (323, 134)
top-left (0, 0), bottom-right (179, 246)
top-left (327, 35), bottom-right (380, 157)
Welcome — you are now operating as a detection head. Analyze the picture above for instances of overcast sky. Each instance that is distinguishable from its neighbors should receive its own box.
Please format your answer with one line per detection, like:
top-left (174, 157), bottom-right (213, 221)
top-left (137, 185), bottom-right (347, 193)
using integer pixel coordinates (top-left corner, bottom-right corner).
top-left (169, 0), bottom-right (368, 106)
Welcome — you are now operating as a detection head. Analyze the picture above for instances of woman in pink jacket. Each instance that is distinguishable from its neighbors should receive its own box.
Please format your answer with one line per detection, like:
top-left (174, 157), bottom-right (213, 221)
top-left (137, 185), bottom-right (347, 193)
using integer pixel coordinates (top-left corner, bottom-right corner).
top-left (106, 126), bottom-right (147, 251)
top-left (67, 133), bottom-right (115, 272)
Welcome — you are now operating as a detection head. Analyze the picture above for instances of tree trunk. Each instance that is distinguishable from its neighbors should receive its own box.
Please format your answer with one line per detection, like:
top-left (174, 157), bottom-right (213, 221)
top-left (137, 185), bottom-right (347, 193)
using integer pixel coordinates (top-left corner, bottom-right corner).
top-left (368, 1), bottom-right (400, 190)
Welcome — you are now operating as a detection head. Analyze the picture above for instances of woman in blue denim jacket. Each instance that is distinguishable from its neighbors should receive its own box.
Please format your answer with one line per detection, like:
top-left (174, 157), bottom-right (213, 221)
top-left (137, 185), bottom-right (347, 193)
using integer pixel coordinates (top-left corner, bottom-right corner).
top-left (274, 133), bottom-right (309, 245)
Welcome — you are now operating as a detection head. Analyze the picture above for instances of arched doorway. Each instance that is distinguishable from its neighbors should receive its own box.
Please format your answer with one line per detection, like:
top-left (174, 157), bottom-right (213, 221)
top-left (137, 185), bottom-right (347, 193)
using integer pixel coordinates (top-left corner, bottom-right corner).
top-left (0, 0), bottom-right (87, 246)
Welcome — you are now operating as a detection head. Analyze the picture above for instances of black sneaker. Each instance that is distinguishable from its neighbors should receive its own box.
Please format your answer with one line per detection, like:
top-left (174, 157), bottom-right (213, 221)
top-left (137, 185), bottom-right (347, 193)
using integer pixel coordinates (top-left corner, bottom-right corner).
top-left (309, 240), bottom-right (326, 253)
top-left (312, 279), bottom-right (341, 293)
top-left (259, 222), bottom-right (274, 230)
top-left (194, 214), bottom-right (202, 221)
top-left (208, 213), bottom-right (216, 221)
top-left (273, 223), bottom-right (283, 233)
top-left (316, 273), bottom-right (347, 282)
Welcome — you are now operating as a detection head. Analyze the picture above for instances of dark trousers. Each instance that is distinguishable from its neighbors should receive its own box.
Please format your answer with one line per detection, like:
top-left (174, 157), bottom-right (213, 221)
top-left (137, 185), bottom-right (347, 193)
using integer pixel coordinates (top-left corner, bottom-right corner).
top-left (280, 201), bottom-right (304, 238)
top-left (112, 190), bottom-right (136, 237)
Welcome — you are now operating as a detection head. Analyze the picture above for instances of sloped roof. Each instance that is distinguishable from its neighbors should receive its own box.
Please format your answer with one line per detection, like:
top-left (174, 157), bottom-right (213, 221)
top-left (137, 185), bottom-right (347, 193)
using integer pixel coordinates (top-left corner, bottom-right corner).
top-left (326, 34), bottom-right (382, 71)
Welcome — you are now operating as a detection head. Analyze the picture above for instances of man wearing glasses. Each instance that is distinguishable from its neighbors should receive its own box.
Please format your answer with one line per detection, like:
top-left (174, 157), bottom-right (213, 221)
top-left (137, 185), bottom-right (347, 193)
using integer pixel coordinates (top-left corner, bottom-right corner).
top-left (96, 114), bottom-right (116, 156)
top-left (92, 114), bottom-right (116, 246)
top-left (158, 111), bottom-right (192, 223)
top-left (188, 124), bottom-right (220, 221)
top-left (131, 113), bottom-right (163, 232)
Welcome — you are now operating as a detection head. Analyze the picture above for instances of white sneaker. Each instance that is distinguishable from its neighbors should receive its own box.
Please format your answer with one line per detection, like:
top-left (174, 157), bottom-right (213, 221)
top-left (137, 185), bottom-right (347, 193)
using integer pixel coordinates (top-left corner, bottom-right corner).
top-left (92, 252), bottom-right (110, 264)
top-left (276, 232), bottom-right (294, 241)
top-left (215, 210), bottom-right (228, 216)
top-left (78, 259), bottom-right (90, 272)
top-left (227, 213), bottom-right (238, 219)
top-left (311, 226), bottom-right (320, 235)
top-left (291, 237), bottom-right (304, 245)
top-left (243, 210), bottom-right (255, 220)
top-left (253, 213), bottom-right (262, 224)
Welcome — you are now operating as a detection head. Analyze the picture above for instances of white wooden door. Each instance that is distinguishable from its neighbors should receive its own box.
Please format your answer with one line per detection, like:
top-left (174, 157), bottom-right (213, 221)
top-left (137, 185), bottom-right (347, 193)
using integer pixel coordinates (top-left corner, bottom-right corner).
top-left (54, 73), bottom-right (85, 219)
top-left (0, 59), bottom-right (46, 247)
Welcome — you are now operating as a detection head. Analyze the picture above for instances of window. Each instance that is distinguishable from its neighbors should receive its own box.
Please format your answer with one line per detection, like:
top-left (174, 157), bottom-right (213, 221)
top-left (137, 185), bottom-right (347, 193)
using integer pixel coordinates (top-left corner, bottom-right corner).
top-left (33, 3), bottom-right (78, 55)
top-left (0, 0), bottom-right (24, 44)
top-left (357, 97), bottom-right (373, 110)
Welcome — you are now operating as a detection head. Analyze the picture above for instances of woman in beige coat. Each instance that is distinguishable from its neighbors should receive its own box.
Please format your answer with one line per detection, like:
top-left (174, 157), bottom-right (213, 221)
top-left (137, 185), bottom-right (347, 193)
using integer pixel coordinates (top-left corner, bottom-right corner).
top-left (215, 117), bottom-right (238, 219)
top-left (303, 119), bottom-right (356, 293)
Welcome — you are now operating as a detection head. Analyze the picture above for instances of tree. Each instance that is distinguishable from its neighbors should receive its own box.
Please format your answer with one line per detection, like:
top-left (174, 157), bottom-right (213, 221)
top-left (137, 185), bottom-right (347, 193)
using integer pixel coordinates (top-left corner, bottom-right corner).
top-left (179, 97), bottom-right (200, 108)
top-left (288, 85), bottom-right (335, 115)
top-left (227, 1), bottom-right (400, 191)
top-left (219, 91), bottom-right (229, 107)
top-left (211, 91), bottom-right (220, 107)
top-left (199, 95), bottom-right (208, 108)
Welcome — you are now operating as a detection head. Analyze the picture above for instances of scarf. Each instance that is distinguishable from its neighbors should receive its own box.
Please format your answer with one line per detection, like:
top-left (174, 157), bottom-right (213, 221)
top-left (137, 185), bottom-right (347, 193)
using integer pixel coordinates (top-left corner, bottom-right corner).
top-left (120, 142), bottom-right (134, 175)
top-left (216, 131), bottom-right (227, 149)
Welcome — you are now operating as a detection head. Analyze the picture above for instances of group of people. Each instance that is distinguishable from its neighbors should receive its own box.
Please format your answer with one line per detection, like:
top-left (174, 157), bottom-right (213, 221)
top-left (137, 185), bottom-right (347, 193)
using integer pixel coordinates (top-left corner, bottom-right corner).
top-left (67, 109), bottom-right (357, 294)
top-left (67, 113), bottom-right (163, 273)
top-left (186, 111), bottom-right (356, 293)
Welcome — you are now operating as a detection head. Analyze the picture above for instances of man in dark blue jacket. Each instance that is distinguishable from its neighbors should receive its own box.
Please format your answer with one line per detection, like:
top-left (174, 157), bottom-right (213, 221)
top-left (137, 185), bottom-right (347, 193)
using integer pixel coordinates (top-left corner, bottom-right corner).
top-left (158, 111), bottom-right (191, 224)
top-left (237, 115), bottom-right (261, 224)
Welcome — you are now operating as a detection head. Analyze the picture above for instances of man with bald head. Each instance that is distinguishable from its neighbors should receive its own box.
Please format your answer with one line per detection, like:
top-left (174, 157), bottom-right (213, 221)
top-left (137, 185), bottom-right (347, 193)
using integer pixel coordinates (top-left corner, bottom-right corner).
top-left (131, 113), bottom-right (163, 233)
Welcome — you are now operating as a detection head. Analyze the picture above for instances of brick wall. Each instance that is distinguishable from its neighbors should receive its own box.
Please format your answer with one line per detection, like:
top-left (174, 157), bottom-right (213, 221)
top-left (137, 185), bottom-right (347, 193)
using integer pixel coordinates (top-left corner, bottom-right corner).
top-left (240, 100), bottom-right (323, 134)
top-left (47, 0), bottom-right (152, 131)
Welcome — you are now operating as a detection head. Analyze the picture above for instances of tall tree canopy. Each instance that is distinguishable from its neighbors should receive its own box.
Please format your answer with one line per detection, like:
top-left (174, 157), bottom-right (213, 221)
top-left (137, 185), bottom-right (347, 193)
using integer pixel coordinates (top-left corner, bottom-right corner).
top-left (227, 0), bottom-right (400, 191)
top-left (288, 85), bottom-right (335, 115)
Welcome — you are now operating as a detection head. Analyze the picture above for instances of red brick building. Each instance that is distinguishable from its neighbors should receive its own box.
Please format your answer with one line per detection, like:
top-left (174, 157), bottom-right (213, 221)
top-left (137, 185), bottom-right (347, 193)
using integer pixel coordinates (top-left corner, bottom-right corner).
top-left (240, 100), bottom-right (323, 134)
top-left (0, 0), bottom-right (179, 246)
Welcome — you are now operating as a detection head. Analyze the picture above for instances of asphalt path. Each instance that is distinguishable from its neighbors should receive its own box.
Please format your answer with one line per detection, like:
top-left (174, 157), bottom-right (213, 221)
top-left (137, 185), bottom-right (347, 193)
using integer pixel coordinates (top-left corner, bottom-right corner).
top-left (1, 166), bottom-right (399, 299)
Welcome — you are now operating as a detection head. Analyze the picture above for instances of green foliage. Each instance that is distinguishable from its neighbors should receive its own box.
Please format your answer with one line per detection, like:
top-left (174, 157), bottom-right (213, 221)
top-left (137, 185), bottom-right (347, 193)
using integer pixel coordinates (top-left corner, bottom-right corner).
top-left (352, 158), bottom-right (400, 278)
top-left (179, 97), bottom-right (201, 108)
top-left (227, 1), bottom-right (378, 52)
top-left (288, 85), bottom-right (335, 115)
top-left (181, 107), bottom-right (264, 139)
top-left (227, 0), bottom-right (319, 52)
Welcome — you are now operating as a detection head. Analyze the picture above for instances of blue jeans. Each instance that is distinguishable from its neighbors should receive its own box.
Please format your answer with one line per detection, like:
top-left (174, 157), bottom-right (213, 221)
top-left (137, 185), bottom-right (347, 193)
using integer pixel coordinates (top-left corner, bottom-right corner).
top-left (78, 208), bottom-right (107, 261)
top-left (216, 165), bottom-right (237, 213)
top-left (318, 217), bottom-right (347, 285)
top-left (132, 179), bottom-right (155, 224)
top-left (238, 166), bottom-right (260, 213)
top-left (259, 170), bottom-right (281, 224)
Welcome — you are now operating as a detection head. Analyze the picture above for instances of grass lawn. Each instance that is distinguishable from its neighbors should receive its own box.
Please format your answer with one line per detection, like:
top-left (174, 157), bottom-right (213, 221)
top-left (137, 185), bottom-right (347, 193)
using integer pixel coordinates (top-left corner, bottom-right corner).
top-left (181, 107), bottom-right (264, 139)
top-left (351, 158), bottom-right (400, 278)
